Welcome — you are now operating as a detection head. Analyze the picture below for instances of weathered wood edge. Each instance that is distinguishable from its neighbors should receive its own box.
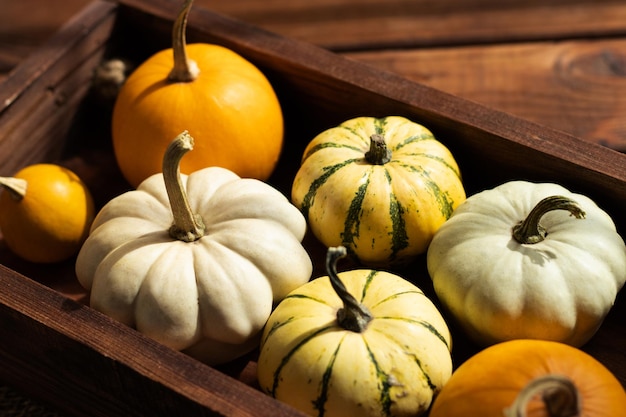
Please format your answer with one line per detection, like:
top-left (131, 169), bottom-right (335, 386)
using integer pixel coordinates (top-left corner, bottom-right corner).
top-left (0, 263), bottom-right (307, 417)
top-left (117, 0), bottom-right (626, 227)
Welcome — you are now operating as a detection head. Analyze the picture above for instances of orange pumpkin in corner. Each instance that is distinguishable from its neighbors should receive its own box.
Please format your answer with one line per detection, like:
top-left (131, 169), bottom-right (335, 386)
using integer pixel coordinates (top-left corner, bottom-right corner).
top-left (112, 0), bottom-right (283, 188)
top-left (0, 164), bottom-right (95, 263)
top-left (429, 339), bottom-right (626, 417)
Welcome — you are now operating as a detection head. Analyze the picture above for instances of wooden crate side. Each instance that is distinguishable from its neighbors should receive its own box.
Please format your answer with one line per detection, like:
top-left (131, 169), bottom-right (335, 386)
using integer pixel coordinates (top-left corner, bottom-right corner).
top-left (0, 1), bottom-right (118, 176)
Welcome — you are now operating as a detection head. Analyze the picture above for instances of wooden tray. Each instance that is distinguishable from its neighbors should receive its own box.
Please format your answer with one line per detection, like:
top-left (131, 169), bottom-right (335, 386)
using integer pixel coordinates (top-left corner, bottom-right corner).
top-left (0, 1), bottom-right (624, 416)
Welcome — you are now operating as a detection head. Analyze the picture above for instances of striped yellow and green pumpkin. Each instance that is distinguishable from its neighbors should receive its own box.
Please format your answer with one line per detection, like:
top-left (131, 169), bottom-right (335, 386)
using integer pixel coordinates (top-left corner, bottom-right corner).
top-left (257, 246), bottom-right (453, 417)
top-left (291, 116), bottom-right (466, 267)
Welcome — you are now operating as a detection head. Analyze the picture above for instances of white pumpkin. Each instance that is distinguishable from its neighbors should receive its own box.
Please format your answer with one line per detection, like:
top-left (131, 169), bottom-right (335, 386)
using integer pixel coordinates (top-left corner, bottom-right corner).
top-left (426, 181), bottom-right (626, 347)
top-left (75, 132), bottom-right (313, 365)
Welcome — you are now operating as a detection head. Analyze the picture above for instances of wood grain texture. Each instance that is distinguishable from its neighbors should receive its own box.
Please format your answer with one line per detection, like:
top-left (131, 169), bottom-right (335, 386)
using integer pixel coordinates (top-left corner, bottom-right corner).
top-left (202, 0), bottom-right (626, 50)
top-left (3, 0), bottom-right (626, 151)
top-left (0, 1), bottom-right (625, 416)
top-left (347, 39), bottom-right (626, 151)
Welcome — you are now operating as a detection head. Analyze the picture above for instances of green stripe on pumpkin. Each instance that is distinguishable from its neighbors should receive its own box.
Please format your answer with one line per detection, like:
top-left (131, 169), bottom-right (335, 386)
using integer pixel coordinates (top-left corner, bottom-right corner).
top-left (365, 340), bottom-right (395, 416)
top-left (368, 289), bottom-right (426, 309)
top-left (371, 327), bottom-right (440, 392)
top-left (269, 325), bottom-right (335, 397)
top-left (299, 158), bottom-right (359, 219)
top-left (409, 352), bottom-right (438, 392)
top-left (376, 316), bottom-right (450, 350)
top-left (390, 133), bottom-right (436, 152)
top-left (262, 292), bottom-right (333, 344)
top-left (400, 152), bottom-right (462, 180)
top-left (340, 168), bottom-right (410, 263)
top-left (395, 161), bottom-right (457, 220)
top-left (284, 293), bottom-right (330, 305)
top-left (340, 170), bottom-right (370, 251)
top-left (374, 117), bottom-right (388, 135)
top-left (387, 169), bottom-right (410, 260)
top-left (358, 270), bottom-right (379, 303)
top-left (311, 336), bottom-right (345, 417)
top-left (302, 140), bottom-right (363, 161)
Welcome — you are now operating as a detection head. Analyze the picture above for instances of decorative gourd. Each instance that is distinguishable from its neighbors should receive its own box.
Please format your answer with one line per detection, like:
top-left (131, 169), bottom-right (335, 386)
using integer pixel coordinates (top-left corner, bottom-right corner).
top-left (257, 246), bottom-right (453, 417)
top-left (75, 132), bottom-right (312, 365)
top-left (427, 180), bottom-right (626, 347)
top-left (0, 164), bottom-right (95, 263)
top-left (291, 116), bottom-right (465, 267)
top-left (429, 339), bottom-right (626, 417)
top-left (112, 0), bottom-right (283, 188)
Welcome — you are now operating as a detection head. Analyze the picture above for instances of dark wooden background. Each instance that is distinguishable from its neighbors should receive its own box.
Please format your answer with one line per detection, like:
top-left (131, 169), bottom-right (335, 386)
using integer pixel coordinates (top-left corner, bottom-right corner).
top-left (3, 0), bottom-right (626, 152)
top-left (1, 0), bottom-right (626, 415)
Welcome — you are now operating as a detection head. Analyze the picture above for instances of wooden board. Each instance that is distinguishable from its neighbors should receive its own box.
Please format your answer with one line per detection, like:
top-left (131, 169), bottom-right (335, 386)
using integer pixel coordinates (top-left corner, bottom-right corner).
top-left (0, 0), bottom-right (625, 416)
top-left (3, 0), bottom-right (626, 152)
top-left (348, 39), bottom-right (626, 152)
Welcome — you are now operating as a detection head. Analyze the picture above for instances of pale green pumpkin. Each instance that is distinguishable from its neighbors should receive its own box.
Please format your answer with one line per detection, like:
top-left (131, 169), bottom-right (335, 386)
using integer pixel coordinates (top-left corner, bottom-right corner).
top-left (427, 180), bottom-right (626, 347)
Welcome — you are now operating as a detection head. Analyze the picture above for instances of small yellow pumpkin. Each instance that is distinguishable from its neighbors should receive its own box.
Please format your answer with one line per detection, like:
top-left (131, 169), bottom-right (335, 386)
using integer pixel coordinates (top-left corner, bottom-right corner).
top-left (112, 0), bottom-right (283, 188)
top-left (257, 246), bottom-right (453, 417)
top-left (0, 164), bottom-right (95, 263)
top-left (291, 116), bottom-right (465, 266)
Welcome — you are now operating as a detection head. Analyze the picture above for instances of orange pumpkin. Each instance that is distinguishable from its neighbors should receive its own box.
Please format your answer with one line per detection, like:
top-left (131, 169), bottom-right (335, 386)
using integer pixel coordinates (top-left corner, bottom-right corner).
top-left (112, 0), bottom-right (283, 188)
top-left (0, 164), bottom-right (95, 263)
top-left (429, 339), bottom-right (626, 417)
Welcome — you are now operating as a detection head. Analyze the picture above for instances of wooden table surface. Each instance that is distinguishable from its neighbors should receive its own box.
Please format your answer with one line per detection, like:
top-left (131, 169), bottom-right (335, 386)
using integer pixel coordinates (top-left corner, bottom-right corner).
top-left (1, 0), bottom-right (626, 415)
top-left (3, 0), bottom-right (626, 153)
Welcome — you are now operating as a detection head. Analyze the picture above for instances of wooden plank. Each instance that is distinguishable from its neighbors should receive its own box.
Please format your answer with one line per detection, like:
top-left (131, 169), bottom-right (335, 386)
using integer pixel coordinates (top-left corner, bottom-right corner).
top-left (0, 0), bottom-right (90, 79)
top-left (0, 264), bottom-right (306, 417)
top-left (0, 1), bottom-right (625, 416)
top-left (201, 0), bottom-right (626, 50)
top-left (346, 38), bottom-right (626, 152)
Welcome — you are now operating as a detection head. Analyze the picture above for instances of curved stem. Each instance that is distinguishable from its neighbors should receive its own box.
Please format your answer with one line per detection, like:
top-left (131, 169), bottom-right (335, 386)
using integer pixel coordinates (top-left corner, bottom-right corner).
top-left (512, 196), bottom-right (585, 244)
top-left (503, 375), bottom-right (581, 417)
top-left (167, 0), bottom-right (199, 82)
top-left (364, 134), bottom-right (392, 165)
top-left (326, 246), bottom-right (373, 332)
top-left (163, 131), bottom-right (206, 242)
top-left (0, 177), bottom-right (27, 201)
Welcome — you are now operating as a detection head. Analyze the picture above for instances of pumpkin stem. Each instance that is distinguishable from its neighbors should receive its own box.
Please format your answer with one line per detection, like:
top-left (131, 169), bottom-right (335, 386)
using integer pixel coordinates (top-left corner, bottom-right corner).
top-left (365, 134), bottom-right (392, 165)
top-left (0, 177), bottom-right (27, 201)
top-left (326, 246), bottom-right (373, 333)
top-left (167, 0), bottom-right (199, 82)
top-left (503, 375), bottom-right (581, 417)
top-left (163, 131), bottom-right (206, 242)
top-left (512, 195), bottom-right (585, 244)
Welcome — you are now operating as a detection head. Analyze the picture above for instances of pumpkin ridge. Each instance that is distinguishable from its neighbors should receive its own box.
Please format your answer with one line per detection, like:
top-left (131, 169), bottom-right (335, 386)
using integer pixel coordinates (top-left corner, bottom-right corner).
top-left (374, 326), bottom-right (442, 393)
top-left (340, 171), bottom-right (371, 254)
top-left (390, 133), bottom-right (437, 153)
top-left (398, 163), bottom-right (457, 220)
top-left (364, 340), bottom-right (395, 416)
top-left (376, 317), bottom-right (451, 350)
top-left (311, 337), bottom-right (344, 417)
top-left (387, 169), bottom-right (410, 260)
top-left (399, 153), bottom-right (462, 180)
top-left (408, 352), bottom-right (438, 392)
top-left (261, 316), bottom-right (297, 344)
top-left (299, 158), bottom-right (359, 219)
top-left (368, 289), bottom-right (426, 309)
top-left (358, 269), bottom-right (379, 303)
top-left (372, 325), bottom-right (439, 393)
top-left (373, 116), bottom-right (388, 135)
top-left (269, 325), bottom-right (335, 397)
top-left (302, 141), bottom-right (363, 161)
